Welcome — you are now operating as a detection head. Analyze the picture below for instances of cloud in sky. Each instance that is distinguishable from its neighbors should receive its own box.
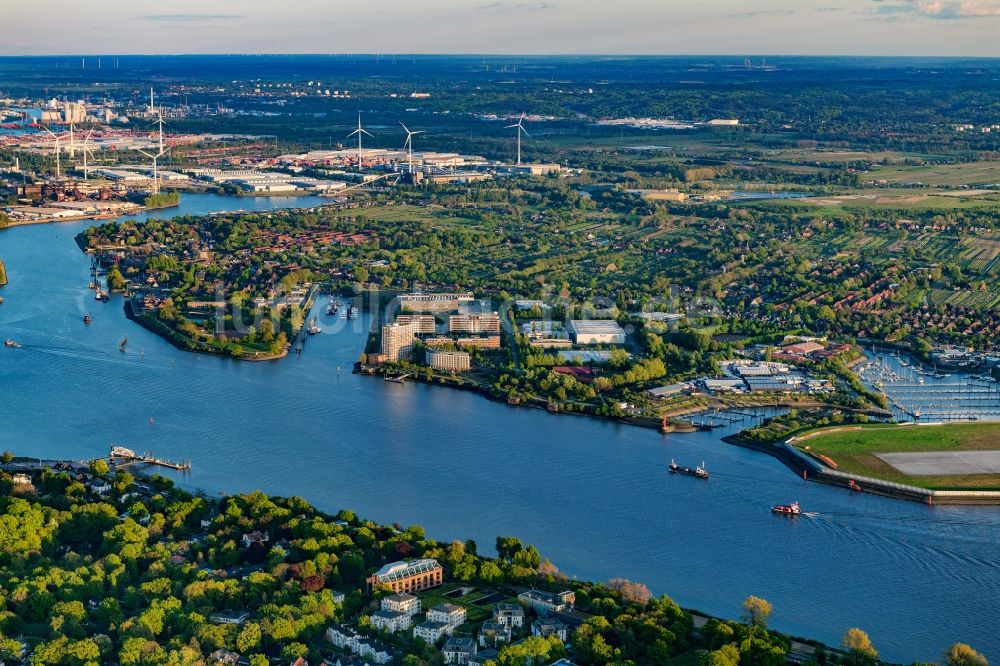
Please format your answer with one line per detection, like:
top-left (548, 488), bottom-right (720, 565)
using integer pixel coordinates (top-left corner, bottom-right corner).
top-left (871, 0), bottom-right (1000, 18)
top-left (3, 0), bottom-right (1000, 56)
top-left (137, 14), bottom-right (246, 22)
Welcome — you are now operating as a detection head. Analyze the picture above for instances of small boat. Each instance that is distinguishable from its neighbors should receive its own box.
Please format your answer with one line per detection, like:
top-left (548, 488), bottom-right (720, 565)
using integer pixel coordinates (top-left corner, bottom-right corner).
top-left (307, 317), bottom-right (321, 335)
top-left (95, 289), bottom-right (105, 301)
top-left (669, 459), bottom-right (709, 479)
top-left (119, 337), bottom-right (128, 353)
top-left (385, 375), bottom-right (407, 384)
top-left (771, 501), bottom-right (801, 516)
top-left (4, 339), bottom-right (20, 348)
top-left (83, 314), bottom-right (92, 324)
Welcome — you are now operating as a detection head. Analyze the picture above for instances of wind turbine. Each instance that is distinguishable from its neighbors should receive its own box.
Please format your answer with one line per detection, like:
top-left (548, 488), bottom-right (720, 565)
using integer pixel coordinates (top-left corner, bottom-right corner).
top-left (346, 113), bottom-right (373, 168)
top-left (505, 114), bottom-right (529, 166)
top-left (41, 125), bottom-right (65, 180)
top-left (80, 129), bottom-right (96, 179)
top-left (136, 113), bottom-right (168, 195)
top-left (400, 122), bottom-right (424, 175)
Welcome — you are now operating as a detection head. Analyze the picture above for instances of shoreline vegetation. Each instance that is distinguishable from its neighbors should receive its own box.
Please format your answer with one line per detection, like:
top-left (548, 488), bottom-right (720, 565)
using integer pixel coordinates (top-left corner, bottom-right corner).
top-left (0, 463), bottom-right (978, 665)
top-left (0, 257), bottom-right (7, 286)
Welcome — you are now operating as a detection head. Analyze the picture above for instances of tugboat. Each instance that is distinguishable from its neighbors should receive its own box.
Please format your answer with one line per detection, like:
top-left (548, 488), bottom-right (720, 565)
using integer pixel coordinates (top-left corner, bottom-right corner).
top-left (4, 339), bottom-right (20, 348)
top-left (771, 501), bottom-right (801, 516)
top-left (83, 314), bottom-right (92, 324)
top-left (669, 460), bottom-right (709, 479)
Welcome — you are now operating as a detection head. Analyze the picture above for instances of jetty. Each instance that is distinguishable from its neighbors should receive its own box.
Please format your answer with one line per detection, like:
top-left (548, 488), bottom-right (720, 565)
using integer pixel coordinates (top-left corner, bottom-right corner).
top-left (109, 445), bottom-right (191, 471)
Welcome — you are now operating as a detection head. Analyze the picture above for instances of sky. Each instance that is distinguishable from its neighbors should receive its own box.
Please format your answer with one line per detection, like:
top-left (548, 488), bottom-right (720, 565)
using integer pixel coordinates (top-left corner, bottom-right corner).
top-left (2, 0), bottom-right (1000, 57)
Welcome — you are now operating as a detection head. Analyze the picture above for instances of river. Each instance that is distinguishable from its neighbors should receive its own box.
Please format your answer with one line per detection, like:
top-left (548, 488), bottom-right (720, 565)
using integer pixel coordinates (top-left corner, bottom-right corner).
top-left (1, 193), bottom-right (998, 662)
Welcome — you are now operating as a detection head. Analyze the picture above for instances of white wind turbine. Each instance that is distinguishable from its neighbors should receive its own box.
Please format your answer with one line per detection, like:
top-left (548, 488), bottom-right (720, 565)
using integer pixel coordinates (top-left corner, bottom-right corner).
top-left (400, 122), bottom-right (424, 175)
top-left (80, 129), bottom-right (96, 179)
top-left (41, 125), bottom-right (65, 180)
top-left (136, 113), bottom-right (168, 195)
top-left (506, 113), bottom-right (529, 166)
top-left (347, 113), bottom-right (373, 168)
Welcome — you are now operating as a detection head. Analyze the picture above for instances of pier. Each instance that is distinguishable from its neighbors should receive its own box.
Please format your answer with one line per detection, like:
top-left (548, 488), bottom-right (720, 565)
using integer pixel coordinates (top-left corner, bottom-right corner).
top-left (109, 446), bottom-right (191, 471)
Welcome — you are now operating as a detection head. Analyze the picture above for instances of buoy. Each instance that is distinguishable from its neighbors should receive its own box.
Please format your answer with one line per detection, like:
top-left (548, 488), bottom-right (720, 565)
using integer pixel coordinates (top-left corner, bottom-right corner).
top-left (149, 417), bottom-right (155, 425)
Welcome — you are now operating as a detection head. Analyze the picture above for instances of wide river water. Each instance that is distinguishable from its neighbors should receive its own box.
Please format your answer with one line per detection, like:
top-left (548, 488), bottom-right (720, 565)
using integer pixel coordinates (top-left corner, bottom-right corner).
top-left (1, 194), bottom-right (998, 662)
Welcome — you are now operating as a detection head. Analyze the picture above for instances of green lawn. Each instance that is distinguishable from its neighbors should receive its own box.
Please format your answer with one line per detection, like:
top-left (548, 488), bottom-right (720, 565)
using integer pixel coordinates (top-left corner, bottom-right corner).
top-left (797, 423), bottom-right (1000, 490)
top-left (416, 584), bottom-right (520, 628)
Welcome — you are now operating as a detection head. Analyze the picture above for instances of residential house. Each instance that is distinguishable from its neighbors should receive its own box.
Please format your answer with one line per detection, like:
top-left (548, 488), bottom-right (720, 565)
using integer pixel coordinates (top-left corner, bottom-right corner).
top-left (332, 591), bottom-right (346, 605)
top-left (327, 624), bottom-right (362, 651)
top-left (478, 621), bottom-right (512, 647)
top-left (355, 638), bottom-right (393, 665)
top-left (241, 531), bottom-right (269, 548)
top-left (443, 637), bottom-right (477, 665)
top-left (470, 649), bottom-right (499, 666)
top-left (427, 603), bottom-right (466, 627)
top-left (208, 649), bottom-right (240, 665)
top-left (370, 609), bottom-right (411, 634)
top-left (327, 657), bottom-right (374, 666)
top-left (382, 593), bottom-right (421, 616)
top-left (413, 620), bottom-right (451, 643)
top-left (532, 618), bottom-right (568, 641)
top-left (517, 590), bottom-right (575, 616)
top-left (208, 609), bottom-right (250, 625)
top-left (493, 604), bottom-right (525, 628)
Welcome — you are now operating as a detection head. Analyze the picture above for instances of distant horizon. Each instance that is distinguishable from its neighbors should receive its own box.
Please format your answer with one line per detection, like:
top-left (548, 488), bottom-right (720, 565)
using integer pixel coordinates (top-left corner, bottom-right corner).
top-left (3, 52), bottom-right (1000, 60)
top-left (3, 0), bottom-right (1000, 58)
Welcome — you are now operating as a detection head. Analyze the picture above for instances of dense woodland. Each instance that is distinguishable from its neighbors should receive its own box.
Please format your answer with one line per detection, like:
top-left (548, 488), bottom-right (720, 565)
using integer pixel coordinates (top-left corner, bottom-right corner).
top-left (0, 468), bottom-right (829, 666)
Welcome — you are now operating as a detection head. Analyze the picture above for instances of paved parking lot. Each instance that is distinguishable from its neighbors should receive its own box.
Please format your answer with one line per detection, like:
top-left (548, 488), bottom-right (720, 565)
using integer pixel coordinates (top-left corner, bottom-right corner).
top-left (877, 450), bottom-right (1000, 476)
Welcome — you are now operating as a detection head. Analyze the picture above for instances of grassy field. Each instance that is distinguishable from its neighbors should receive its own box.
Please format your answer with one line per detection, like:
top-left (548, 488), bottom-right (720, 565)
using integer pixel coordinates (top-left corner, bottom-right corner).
top-left (869, 161), bottom-right (1000, 186)
top-left (416, 583), bottom-right (521, 632)
top-left (797, 423), bottom-right (1000, 490)
top-left (749, 192), bottom-right (1000, 213)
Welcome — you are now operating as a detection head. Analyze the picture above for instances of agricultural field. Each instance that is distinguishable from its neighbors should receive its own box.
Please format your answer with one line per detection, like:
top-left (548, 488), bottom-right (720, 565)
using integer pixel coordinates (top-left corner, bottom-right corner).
top-left (760, 192), bottom-right (1000, 212)
top-left (796, 423), bottom-right (1000, 490)
top-left (868, 161), bottom-right (1000, 187)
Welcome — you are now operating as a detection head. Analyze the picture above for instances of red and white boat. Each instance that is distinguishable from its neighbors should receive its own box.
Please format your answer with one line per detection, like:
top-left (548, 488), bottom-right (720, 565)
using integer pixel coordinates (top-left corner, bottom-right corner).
top-left (771, 501), bottom-right (801, 516)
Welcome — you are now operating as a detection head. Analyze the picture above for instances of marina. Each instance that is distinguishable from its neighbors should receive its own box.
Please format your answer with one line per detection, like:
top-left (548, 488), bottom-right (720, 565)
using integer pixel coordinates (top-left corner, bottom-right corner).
top-left (858, 350), bottom-right (1000, 422)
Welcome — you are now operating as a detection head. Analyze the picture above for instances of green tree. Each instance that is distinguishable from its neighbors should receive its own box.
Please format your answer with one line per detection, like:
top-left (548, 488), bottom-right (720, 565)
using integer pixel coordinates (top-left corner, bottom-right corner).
top-left (237, 622), bottom-right (262, 653)
top-left (89, 459), bottom-right (110, 478)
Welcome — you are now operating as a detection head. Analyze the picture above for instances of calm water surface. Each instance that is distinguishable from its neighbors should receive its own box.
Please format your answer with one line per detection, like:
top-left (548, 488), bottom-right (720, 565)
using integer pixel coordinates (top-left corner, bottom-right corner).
top-left (1, 194), bottom-right (998, 662)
